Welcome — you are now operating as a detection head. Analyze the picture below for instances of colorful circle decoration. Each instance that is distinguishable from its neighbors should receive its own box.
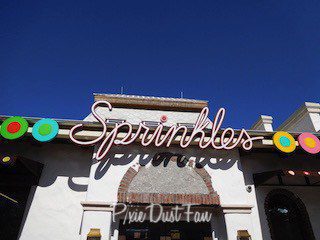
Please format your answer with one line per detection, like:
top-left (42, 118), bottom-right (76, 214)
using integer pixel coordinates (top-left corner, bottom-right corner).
top-left (273, 131), bottom-right (296, 153)
top-left (32, 119), bottom-right (59, 142)
top-left (298, 132), bottom-right (320, 154)
top-left (1, 116), bottom-right (29, 140)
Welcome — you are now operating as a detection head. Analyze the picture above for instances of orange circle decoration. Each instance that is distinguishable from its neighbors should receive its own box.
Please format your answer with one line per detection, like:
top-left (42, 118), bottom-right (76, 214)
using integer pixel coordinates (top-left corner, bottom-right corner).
top-left (298, 133), bottom-right (320, 154)
top-left (273, 131), bottom-right (296, 153)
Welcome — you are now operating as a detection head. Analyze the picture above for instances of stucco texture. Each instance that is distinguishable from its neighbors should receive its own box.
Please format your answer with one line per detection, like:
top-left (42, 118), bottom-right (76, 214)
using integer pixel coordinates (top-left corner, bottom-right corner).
top-left (128, 160), bottom-right (209, 194)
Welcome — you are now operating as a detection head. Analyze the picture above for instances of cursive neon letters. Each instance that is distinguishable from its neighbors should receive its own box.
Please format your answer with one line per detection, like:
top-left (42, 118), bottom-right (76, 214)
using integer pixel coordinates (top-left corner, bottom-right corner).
top-left (69, 101), bottom-right (264, 160)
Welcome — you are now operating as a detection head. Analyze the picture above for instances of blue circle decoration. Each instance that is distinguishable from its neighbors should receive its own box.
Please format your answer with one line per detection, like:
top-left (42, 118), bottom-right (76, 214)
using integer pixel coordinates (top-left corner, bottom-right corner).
top-left (279, 136), bottom-right (290, 147)
top-left (32, 119), bottom-right (59, 142)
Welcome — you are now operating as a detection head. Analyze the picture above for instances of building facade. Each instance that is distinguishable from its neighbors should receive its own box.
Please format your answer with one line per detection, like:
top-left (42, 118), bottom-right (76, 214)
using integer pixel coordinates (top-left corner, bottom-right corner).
top-left (0, 94), bottom-right (319, 240)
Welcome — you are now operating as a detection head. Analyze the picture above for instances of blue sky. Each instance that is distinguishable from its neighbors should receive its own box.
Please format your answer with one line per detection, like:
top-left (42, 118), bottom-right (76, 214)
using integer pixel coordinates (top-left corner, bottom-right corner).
top-left (1, 0), bottom-right (320, 128)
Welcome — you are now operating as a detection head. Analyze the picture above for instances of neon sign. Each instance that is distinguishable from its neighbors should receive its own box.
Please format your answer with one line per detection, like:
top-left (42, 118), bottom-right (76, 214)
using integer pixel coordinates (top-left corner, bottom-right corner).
top-left (69, 101), bottom-right (264, 160)
top-left (2, 102), bottom-right (320, 157)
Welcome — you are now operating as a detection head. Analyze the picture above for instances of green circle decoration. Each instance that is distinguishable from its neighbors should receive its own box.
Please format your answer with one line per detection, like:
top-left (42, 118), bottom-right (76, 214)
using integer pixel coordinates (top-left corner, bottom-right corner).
top-left (38, 124), bottom-right (52, 136)
top-left (0, 116), bottom-right (29, 140)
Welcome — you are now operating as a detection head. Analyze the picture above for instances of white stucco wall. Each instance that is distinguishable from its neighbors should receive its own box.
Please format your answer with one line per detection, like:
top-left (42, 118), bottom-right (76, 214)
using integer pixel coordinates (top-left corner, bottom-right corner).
top-left (85, 144), bottom-right (251, 205)
top-left (0, 137), bottom-right (286, 240)
top-left (1, 139), bottom-right (294, 240)
top-left (1, 141), bottom-right (93, 240)
top-left (81, 143), bottom-right (260, 240)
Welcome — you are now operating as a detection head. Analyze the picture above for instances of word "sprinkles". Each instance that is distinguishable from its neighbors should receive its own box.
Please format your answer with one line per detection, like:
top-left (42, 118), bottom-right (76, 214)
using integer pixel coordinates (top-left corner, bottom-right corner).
top-left (69, 101), bottom-right (264, 160)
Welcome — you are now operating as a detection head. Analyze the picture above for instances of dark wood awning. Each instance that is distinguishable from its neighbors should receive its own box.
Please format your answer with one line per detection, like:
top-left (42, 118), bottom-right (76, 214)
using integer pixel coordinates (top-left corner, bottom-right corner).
top-left (0, 155), bottom-right (43, 186)
top-left (253, 170), bottom-right (320, 187)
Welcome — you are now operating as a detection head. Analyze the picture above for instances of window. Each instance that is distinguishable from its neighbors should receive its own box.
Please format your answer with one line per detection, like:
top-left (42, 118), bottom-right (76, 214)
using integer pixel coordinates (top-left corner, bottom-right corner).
top-left (265, 189), bottom-right (315, 240)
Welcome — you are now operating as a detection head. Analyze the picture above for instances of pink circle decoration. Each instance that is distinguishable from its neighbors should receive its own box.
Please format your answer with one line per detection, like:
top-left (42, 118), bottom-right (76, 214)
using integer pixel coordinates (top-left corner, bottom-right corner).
top-left (298, 132), bottom-right (320, 154)
top-left (160, 115), bottom-right (168, 123)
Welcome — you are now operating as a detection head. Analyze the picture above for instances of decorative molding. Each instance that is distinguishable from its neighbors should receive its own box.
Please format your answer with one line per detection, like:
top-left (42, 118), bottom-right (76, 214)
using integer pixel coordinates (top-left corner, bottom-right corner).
top-left (81, 201), bottom-right (114, 212)
top-left (93, 93), bottom-right (208, 112)
top-left (220, 204), bottom-right (253, 214)
top-left (251, 115), bottom-right (273, 132)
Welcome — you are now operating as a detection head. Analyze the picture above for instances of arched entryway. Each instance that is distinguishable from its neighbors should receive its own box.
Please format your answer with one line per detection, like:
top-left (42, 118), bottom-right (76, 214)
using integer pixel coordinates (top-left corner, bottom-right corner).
top-left (117, 152), bottom-right (220, 205)
top-left (116, 152), bottom-right (220, 240)
top-left (264, 189), bottom-right (315, 240)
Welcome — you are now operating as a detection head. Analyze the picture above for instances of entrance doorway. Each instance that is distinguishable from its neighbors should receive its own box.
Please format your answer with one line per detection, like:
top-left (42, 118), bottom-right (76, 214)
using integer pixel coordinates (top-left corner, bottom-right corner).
top-left (265, 189), bottom-right (315, 240)
top-left (119, 221), bottom-right (212, 240)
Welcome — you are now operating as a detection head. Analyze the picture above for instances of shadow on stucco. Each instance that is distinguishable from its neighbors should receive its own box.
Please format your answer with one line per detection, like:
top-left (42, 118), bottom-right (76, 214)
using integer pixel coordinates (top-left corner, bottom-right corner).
top-left (0, 141), bottom-right (93, 191)
top-left (194, 156), bottom-right (238, 170)
top-left (94, 151), bottom-right (189, 180)
top-left (94, 144), bottom-right (240, 179)
top-left (94, 147), bottom-right (156, 180)
top-left (1, 140), bottom-right (242, 188)
top-left (151, 152), bottom-right (188, 167)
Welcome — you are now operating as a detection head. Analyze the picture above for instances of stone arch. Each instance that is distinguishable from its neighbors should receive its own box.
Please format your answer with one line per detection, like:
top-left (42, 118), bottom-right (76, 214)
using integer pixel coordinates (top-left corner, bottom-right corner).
top-left (117, 153), bottom-right (220, 205)
top-left (264, 188), bottom-right (315, 240)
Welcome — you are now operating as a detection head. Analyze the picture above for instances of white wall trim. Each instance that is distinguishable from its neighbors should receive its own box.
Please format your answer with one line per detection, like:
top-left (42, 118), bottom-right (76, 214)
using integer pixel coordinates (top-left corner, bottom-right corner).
top-left (81, 201), bottom-right (114, 212)
top-left (220, 204), bottom-right (253, 214)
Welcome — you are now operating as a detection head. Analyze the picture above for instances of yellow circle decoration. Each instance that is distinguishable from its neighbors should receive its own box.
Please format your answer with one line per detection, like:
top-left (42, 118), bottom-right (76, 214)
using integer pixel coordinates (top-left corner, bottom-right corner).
top-left (273, 131), bottom-right (296, 153)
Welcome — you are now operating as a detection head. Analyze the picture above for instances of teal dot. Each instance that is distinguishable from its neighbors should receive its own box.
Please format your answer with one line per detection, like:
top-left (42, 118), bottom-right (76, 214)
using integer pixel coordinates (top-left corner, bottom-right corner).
top-left (280, 136), bottom-right (291, 147)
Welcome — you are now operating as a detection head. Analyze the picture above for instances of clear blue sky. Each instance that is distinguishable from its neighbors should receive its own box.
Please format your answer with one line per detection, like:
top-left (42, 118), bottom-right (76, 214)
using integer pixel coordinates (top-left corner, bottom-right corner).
top-left (1, 0), bottom-right (320, 128)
